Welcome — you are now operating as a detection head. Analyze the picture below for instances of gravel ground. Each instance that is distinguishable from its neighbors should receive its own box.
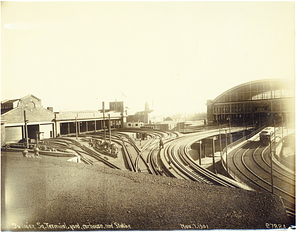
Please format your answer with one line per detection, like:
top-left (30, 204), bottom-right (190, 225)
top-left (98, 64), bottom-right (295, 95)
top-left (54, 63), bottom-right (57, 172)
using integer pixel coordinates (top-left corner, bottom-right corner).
top-left (1, 153), bottom-right (291, 231)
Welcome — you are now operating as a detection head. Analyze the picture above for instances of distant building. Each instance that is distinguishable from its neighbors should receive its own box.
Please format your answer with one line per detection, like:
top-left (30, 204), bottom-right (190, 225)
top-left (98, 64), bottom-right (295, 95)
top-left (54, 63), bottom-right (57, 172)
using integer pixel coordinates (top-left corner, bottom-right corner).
top-left (109, 101), bottom-right (124, 113)
top-left (126, 101), bottom-right (153, 125)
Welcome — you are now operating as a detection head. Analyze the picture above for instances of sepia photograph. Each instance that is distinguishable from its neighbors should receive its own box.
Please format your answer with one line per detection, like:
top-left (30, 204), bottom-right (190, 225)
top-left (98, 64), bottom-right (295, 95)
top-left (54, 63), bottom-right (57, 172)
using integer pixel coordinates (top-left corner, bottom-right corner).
top-left (1, 1), bottom-right (296, 230)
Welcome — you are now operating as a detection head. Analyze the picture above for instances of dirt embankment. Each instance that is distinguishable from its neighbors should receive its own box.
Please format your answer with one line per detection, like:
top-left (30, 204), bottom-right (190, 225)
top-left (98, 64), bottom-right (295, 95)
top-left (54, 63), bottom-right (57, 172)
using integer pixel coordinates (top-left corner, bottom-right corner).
top-left (1, 154), bottom-right (291, 231)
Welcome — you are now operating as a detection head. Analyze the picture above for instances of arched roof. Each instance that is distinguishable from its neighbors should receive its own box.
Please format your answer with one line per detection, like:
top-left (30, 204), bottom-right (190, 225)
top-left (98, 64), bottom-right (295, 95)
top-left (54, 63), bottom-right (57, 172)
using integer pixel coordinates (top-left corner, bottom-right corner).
top-left (212, 79), bottom-right (294, 104)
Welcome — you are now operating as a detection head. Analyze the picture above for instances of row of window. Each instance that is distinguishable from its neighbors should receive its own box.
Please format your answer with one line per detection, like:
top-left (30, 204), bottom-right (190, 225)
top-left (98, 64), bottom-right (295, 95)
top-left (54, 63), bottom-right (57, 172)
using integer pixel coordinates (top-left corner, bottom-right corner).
top-left (215, 89), bottom-right (293, 103)
top-left (1, 104), bottom-right (13, 110)
top-left (213, 101), bottom-right (292, 114)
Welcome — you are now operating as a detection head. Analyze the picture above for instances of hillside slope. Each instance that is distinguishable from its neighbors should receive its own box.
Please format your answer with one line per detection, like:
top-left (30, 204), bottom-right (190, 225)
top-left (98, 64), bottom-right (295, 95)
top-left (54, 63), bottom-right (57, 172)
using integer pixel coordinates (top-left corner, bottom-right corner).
top-left (1, 154), bottom-right (291, 230)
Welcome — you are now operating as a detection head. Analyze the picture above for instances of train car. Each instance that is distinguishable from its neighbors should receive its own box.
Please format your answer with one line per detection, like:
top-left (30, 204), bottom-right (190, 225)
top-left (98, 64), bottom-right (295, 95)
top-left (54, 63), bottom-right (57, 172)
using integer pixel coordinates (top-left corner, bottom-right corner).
top-left (259, 127), bottom-right (274, 146)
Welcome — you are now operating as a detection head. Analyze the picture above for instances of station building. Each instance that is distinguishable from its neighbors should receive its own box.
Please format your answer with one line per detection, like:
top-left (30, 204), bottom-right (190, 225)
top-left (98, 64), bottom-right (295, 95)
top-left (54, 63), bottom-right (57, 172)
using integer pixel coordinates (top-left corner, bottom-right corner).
top-left (1, 95), bottom-right (123, 146)
top-left (206, 79), bottom-right (295, 127)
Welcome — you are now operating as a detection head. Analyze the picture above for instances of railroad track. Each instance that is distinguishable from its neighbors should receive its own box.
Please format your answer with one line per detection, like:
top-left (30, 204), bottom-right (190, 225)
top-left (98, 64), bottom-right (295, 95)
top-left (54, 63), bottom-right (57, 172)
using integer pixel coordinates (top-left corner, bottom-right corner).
top-left (42, 138), bottom-right (94, 165)
top-left (159, 129), bottom-right (246, 187)
top-left (117, 129), bottom-right (175, 173)
top-left (230, 140), bottom-right (295, 220)
top-left (44, 137), bottom-right (121, 168)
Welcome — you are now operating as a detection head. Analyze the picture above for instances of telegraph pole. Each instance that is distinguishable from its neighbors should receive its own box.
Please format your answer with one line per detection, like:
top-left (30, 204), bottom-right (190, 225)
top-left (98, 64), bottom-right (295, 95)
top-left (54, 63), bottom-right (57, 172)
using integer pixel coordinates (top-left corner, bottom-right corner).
top-left (269, 137), bottom-right (274, 194)
top-left (75, 115), bottom-right (78, 139)
top-left (212, 136), bottom-right (217, 174)
top-left (121, 101), bottom-right (124, 128)
top-left (24, 110), bottom-right (29, 148)
top-left (225, 129), bottom-right (228, 171)
top-left (102, 102), bottom-right (106, 142)
top-left (199, 140), bottom-right (202, 165)
top-left (108, 114), bottom-right (111, 146)
top-left (219, 125), bottom-right (222, 157)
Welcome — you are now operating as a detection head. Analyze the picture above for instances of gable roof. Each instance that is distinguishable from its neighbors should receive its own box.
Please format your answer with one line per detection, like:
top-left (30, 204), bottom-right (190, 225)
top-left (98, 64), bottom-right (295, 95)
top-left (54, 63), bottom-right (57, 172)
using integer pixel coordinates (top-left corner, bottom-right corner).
top-left (20, 94), bottom-right (41, 102)
top-left (1, 94), bottom-right (42, 115)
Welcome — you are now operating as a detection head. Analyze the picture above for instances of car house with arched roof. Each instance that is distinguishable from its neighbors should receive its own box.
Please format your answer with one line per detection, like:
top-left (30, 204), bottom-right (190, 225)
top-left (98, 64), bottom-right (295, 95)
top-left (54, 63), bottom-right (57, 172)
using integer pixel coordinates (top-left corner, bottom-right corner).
top-left (206, 79), bottom-right (295, 127)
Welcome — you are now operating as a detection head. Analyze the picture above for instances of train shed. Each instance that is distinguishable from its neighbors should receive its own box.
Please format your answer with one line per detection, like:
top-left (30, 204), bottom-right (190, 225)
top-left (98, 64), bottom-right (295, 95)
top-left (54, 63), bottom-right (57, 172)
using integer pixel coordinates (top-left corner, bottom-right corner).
top-left (206, 79), bottom-right (294, 127)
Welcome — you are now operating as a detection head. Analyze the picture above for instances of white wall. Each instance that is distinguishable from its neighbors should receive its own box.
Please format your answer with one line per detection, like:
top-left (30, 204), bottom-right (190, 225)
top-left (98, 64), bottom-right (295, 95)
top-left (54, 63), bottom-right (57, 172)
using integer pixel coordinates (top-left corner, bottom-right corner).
top-left (40, 124), bottom-right (53, 139)
top-left (5, 126), bottom-right (22, 143)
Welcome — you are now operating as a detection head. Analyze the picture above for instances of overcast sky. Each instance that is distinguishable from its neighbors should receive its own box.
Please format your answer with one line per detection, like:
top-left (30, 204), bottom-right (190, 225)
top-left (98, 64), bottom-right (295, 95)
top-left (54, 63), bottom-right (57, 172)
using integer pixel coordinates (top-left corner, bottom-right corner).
top-left (1, 1), bottom-right (295, 118)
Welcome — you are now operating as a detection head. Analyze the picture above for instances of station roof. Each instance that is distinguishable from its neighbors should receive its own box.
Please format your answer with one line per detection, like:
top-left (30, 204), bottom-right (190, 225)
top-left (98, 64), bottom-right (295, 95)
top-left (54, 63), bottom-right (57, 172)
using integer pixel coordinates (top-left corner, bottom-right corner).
top-left (211, 79), bottom-right (294, 104)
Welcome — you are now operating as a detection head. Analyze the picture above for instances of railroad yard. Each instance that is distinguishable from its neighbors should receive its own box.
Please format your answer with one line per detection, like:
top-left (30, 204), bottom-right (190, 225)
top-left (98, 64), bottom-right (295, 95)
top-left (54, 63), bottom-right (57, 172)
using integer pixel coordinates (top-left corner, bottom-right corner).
top-left (1, 125), bottom-right (295, 230)
top-left (2, 2), bottom-right (296, 230)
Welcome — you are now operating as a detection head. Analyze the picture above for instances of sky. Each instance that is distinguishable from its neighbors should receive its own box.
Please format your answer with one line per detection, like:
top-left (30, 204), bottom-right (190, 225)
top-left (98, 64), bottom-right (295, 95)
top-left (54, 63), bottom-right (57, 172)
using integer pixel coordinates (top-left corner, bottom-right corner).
top-left (1, 1), bottom-right (295, 118)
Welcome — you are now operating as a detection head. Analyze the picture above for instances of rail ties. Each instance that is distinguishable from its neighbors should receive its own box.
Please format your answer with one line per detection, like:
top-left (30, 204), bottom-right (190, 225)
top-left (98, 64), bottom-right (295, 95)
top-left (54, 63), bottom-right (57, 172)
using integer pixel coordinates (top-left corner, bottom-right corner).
top-left (79, 145), bottom-right (120, 169)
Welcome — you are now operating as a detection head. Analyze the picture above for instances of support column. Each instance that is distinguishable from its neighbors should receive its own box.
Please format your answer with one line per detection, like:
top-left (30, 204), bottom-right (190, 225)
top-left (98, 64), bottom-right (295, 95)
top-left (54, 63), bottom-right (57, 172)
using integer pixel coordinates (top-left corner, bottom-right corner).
top-left (75, 117), bottom-right (78, 139)
top-left (67, 122), bottom-right (70, 135)
top-left (78, 121), bottom-right (81, 135)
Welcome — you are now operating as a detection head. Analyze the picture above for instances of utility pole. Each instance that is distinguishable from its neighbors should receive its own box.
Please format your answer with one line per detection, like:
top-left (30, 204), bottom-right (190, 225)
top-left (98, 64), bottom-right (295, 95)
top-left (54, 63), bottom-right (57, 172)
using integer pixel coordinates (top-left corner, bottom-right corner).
top-left (102, 102), bottom-right (106, 142)
top-left (24, 110), bottom-right (29, 149)
top-left (108, 114), bottom-right (111, 146)
top-left (228, 118), bottom-right (232, 144)
top-left (281, 114), bottom-right (284, 139)
top-left (75, 115), bottom-right (78, 139)
top-left (199, 140), bottom-right (202, 165)
top-left (121, 108), bottom-right (123, 129)
top-left (269, 136), bottom-right (274, 194)
top-left (94, 112), bottom-right (97, 132)
top-left (219, 125), bottom-right (222, 157)
top-left (286, 113), bottom-right (288, 135)
top-left (212, 136), bottom-right (217, 174)
top-left (225, 129), bottom-right (228, 171)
